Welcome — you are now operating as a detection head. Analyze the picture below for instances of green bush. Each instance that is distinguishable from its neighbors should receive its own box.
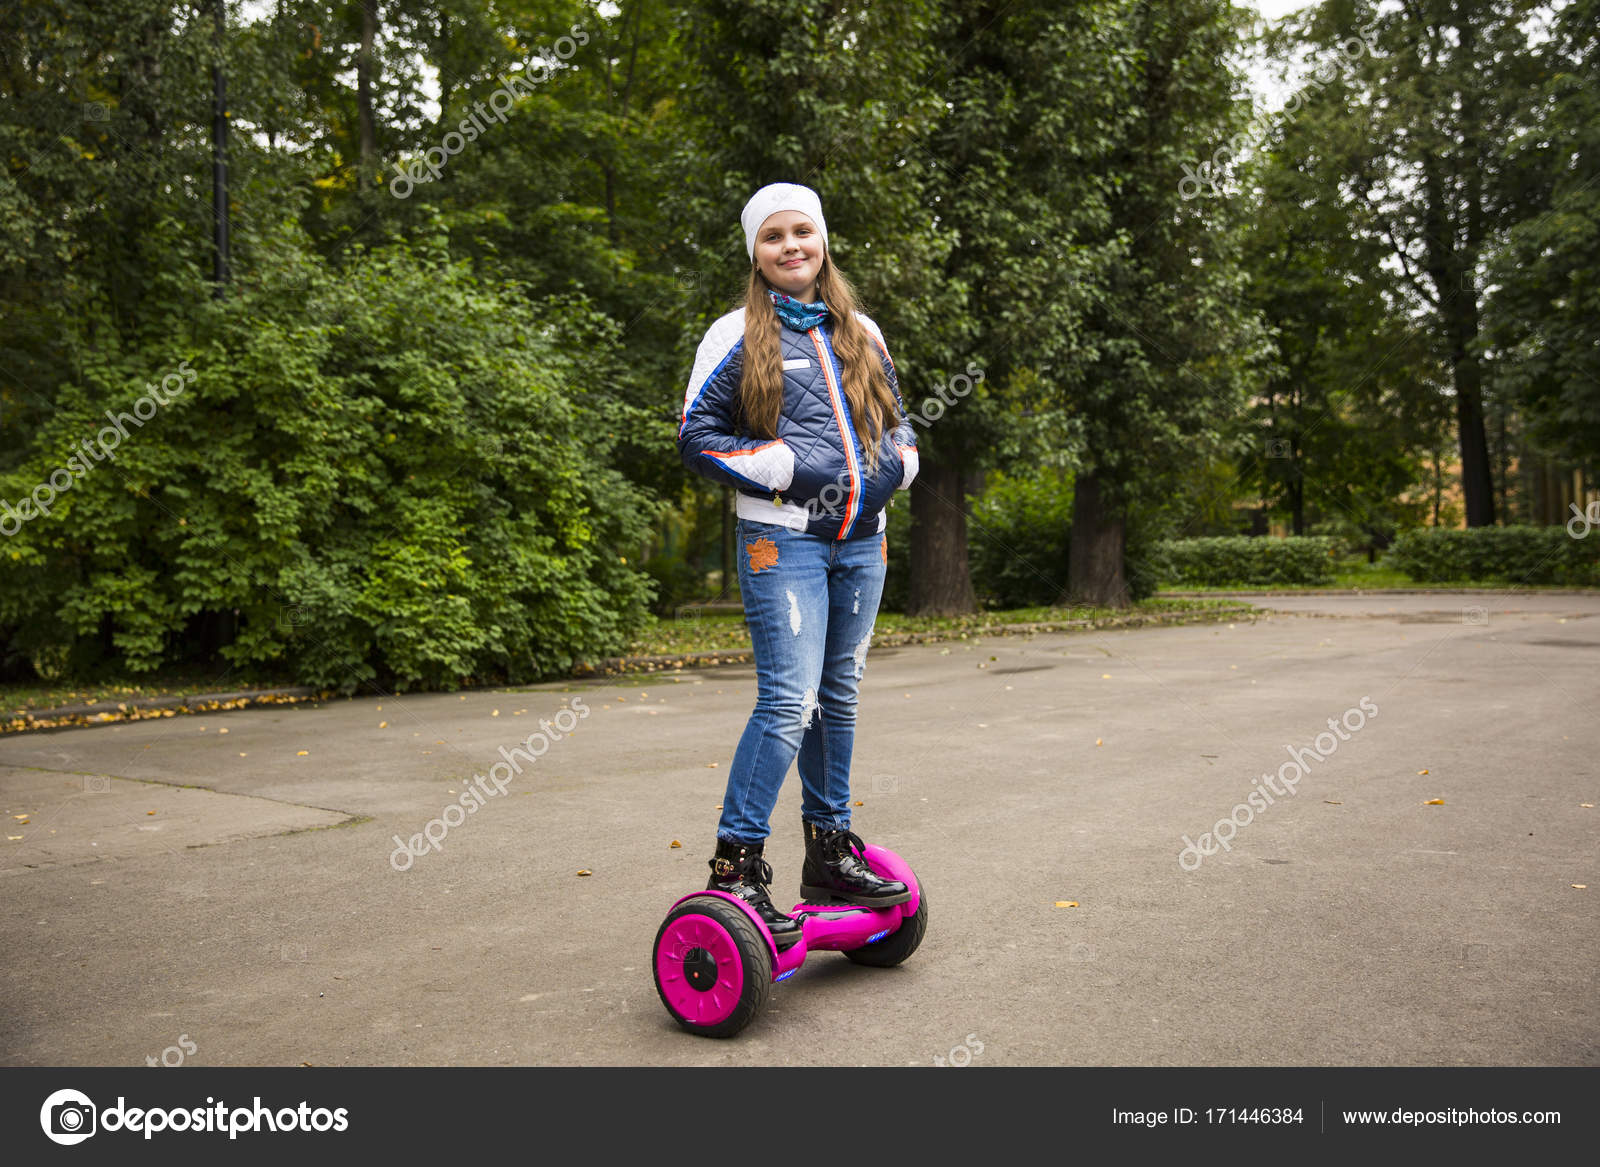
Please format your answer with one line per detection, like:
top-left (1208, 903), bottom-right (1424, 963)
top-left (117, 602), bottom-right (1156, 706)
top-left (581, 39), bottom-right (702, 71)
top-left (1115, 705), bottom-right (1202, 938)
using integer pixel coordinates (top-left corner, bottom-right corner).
top-left (877, 466), bottom-right (1164, 611)
top-left (1123, 524), bottom-right (1172, 601)
top-left (879, 497), bottom-right (914, 613)
top-left (641, 551), bottom-right (707, 616)
top-left (967, 467), bottom-right (1074, 609)
top-left (0, 241), bottom-right (656, 691)
top-left (1158, 536), bottom-right (1340, 587)
top-left (1382, 526), bottom-right (1600, 585)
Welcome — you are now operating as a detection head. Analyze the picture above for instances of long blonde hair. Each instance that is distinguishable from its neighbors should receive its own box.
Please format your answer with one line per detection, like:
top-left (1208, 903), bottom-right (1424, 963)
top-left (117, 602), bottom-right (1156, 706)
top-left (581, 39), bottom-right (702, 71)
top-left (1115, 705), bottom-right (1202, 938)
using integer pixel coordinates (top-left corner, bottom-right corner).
top-left (739, 255), bottom-right (898, 472)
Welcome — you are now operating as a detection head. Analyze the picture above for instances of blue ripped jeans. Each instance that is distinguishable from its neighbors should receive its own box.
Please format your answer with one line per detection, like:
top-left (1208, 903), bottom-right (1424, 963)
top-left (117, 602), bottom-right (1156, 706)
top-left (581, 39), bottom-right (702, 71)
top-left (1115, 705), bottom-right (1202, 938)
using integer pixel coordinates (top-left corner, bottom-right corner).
top-left (717, 517), bottom-right (888, 844)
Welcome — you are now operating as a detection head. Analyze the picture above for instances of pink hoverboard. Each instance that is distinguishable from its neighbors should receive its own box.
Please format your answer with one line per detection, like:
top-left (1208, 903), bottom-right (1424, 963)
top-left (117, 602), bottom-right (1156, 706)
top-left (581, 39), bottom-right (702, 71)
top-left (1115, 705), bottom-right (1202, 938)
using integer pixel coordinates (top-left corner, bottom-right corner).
top-left (652, 843), bottom-right (927, 1037)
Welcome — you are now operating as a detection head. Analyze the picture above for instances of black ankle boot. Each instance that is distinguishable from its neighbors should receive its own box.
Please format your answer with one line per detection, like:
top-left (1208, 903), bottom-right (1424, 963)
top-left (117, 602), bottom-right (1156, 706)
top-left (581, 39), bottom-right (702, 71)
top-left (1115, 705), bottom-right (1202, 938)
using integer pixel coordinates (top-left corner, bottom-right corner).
top-left (800, 820), bottom-right (911, 906)
top-left (706, 838), bottom-right (803, 949)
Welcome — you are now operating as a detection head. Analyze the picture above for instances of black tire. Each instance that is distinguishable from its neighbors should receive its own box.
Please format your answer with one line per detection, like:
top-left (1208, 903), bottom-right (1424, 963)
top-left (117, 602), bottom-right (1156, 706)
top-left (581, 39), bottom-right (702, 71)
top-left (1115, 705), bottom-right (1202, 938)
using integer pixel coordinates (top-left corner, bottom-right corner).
top-left (652, 896), bottom-right (773, 1038)
top-left (843, 879), bottom-right (928, 968)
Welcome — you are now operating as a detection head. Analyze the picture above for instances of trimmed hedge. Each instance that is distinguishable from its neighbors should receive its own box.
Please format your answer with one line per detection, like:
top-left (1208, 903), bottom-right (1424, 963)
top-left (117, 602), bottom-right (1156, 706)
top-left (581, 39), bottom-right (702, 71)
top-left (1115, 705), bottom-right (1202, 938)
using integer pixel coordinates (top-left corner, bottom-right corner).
top-left (1382, 526), bottom-right (1600, 585)
top-left (1158, 536), bottom-right (1340, 587)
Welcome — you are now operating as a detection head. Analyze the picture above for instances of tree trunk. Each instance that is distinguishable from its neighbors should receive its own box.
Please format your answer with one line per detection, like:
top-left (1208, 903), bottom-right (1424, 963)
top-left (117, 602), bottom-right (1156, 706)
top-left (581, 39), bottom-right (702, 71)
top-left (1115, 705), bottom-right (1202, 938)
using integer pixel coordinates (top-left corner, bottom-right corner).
top-left (1290, 454), bottom-right (1304, 536)
top-left (1496, 397), bottom-right (1509, 522)
top-left (907, 460), bottom-right (976, 616)
top-left (357, 0), bottom-right (378, 200)
top-left (1432, 447), bottom-right (1443, 526)
top-left (1061, 473), bottom-right (1128, 608)
top-left (1453, 348), bottom-right (1495, 527)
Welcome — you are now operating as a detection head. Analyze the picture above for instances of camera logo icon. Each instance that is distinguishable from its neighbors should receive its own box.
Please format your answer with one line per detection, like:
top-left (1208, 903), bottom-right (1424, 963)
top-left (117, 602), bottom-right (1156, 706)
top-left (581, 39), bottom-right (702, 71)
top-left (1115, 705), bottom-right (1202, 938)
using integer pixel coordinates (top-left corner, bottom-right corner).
top-left (1461, 606), bottom-right (1488, 626)
top-left (1265, 438), bottom-right (1292, 459)
top-left (40, 1088), bottom-right (96, 1145)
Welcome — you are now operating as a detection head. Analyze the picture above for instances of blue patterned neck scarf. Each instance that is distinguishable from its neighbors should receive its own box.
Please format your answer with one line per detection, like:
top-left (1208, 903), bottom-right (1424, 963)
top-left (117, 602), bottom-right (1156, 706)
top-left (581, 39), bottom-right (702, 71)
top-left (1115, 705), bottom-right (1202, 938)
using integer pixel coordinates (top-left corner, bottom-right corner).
top-left (768, 289), bottom-right (829, 331)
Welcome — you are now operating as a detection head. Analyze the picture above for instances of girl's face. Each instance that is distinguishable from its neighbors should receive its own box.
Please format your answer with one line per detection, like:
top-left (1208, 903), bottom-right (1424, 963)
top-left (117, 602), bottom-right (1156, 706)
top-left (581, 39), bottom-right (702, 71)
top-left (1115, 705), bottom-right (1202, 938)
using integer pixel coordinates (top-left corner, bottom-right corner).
top-left (753, 211), bottom-right (824, 303)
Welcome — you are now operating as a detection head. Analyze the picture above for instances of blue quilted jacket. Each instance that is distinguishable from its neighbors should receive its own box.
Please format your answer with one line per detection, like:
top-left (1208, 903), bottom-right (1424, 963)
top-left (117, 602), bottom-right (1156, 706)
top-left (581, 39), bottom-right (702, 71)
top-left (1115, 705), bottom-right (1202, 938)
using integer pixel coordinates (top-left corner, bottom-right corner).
top-left (677, 308), bottom-right (919, 541)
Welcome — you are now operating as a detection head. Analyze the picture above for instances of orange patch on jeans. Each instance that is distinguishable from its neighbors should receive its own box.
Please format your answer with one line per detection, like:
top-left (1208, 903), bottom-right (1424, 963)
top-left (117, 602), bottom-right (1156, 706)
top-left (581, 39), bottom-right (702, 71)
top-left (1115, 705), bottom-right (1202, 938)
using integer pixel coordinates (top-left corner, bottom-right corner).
top-left (880, 535), bottom-right (887, 564)
top-left (747, 537), bottom-right (779, 573)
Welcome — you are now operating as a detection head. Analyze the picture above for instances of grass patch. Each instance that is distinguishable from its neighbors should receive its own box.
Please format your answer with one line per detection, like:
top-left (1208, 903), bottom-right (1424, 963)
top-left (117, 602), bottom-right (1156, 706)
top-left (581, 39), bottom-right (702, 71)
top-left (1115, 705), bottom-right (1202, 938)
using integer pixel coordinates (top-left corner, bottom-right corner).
top-left (623, 597), bottom-right (1241, 657)
top-left (0, 671), bottom-right (303, 716)
top-left (5, 598), bottom-right (1244, 715)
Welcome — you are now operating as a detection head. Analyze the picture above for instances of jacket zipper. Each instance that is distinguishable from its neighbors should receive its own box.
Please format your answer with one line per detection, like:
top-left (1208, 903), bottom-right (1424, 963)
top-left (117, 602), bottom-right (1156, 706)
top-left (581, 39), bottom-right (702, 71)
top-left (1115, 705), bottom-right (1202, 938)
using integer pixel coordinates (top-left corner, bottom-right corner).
top-left (807, 326), bottom-right (862, 539)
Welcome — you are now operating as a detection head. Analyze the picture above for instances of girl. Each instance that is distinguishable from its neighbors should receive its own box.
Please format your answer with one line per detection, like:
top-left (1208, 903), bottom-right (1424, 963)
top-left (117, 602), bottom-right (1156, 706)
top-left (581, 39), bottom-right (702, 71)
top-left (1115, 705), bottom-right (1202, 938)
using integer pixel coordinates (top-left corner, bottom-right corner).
top-left (677, 182), bottom-right (918, 949)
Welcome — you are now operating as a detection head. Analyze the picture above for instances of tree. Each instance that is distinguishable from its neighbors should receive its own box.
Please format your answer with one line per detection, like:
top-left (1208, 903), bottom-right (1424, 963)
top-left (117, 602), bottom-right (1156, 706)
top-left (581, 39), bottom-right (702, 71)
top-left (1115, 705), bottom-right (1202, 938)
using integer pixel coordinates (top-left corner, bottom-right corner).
top-left (1045, 0), bottom-right (1270, 606)
top-left (668, 0), bottom-right (957, 605)
top-left (1277, 0), bottom-right (1556, 527)
top-left (1233, 57), bottom-right (1452, 547)
top-left (1484, 0), bottom-right (1600, 475)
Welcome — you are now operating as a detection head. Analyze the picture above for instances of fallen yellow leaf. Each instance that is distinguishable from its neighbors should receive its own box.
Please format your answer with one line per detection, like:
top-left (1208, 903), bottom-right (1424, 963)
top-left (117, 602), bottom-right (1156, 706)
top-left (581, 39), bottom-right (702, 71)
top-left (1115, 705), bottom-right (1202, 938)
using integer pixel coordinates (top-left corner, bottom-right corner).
top-left (491, 710), bottom-right (500, 717)
top-left (1324, 800), bottom-right (1342, 805)
top-left (297, 750), bottom-right (309, 756)
top-left (1055, 901), bottom-right (1078, 908)
top-left (1573, 884), bottom-right (1587, 890)
top-left (1425, 798), bottom-right (1445, 805)
top-left (239, 752), bottom-right (247, 757)
top-left (669, 840), bottom-right (681, 849)
top-left (1095, 738), bottom-right (1103, 746)
top-left (1581, 804), bottom-right (1595, 809)
top-left (1418, 769), bottom-right (1429, 775)
top-left (852, 799), bottom-right (864, 806)
top-left (11, 814), bottom-right (27, 821)
top-left (147, 810), bottom-right (156, 815)
top-left (1101, 673), bottom-right (1111, 679)
top-left (576, 869), bottom-right (592, 877)
top-left (218, 728), bottom-right (228, 734)
top-left (6, 835), bottom-right (21, 841)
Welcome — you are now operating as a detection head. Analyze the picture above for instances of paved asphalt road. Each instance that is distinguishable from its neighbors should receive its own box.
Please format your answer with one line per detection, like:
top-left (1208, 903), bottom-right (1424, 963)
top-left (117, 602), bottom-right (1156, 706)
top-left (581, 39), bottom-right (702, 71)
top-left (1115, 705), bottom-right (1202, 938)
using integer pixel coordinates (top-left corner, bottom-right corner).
top-left (2, 593), bottom-right (1595, 1067)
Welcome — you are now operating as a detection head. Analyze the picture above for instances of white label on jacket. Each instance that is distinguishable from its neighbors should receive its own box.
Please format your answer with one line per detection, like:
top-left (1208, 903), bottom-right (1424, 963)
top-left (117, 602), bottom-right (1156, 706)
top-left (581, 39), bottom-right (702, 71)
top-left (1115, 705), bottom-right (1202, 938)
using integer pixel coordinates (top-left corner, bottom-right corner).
top-left (781, 358), bottom-right (811, 371)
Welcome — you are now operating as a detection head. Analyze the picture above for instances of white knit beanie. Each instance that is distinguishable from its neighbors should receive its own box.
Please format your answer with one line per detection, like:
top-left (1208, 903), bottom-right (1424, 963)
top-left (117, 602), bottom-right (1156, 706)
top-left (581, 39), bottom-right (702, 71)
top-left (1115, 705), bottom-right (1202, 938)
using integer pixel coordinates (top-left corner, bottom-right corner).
top-left (741, 182), bottom-right (828, 260)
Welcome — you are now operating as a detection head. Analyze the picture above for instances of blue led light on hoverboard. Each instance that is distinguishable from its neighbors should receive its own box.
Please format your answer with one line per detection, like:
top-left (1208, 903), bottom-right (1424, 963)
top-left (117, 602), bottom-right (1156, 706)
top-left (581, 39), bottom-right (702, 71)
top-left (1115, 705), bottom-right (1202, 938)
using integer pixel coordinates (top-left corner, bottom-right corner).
top-left (775, 969), bottom-right (796, 982)
top-left (867, 929), bottom-right (889, 944)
